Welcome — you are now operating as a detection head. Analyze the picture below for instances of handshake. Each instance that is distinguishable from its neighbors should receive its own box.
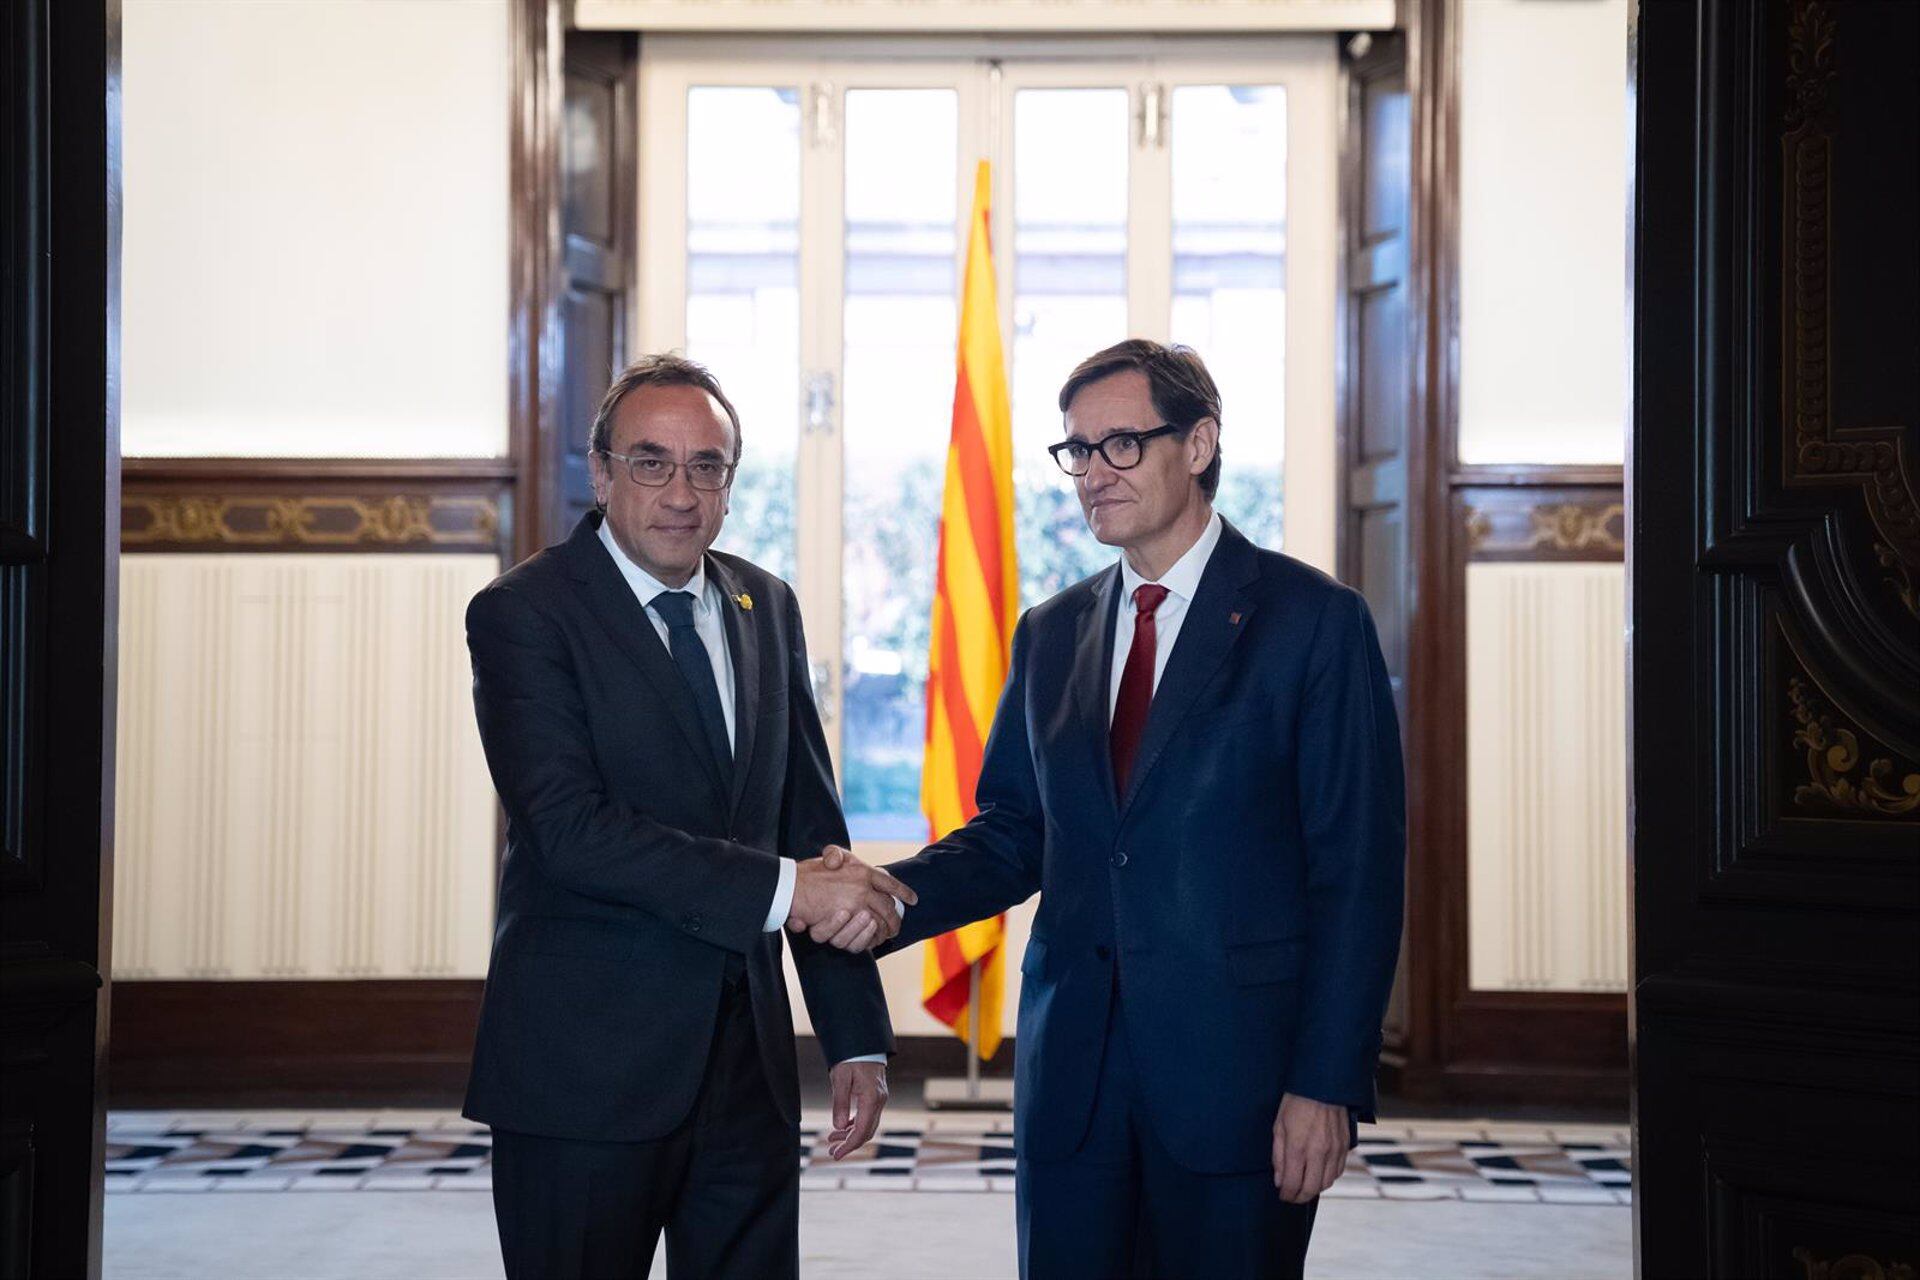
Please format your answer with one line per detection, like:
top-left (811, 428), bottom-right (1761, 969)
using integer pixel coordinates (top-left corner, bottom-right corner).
top-left (785, 845), bottom-right (918, 953)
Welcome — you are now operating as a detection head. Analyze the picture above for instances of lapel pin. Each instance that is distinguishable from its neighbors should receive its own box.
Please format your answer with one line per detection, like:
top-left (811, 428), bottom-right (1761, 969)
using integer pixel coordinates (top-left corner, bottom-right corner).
top-left (733, 592), bottom-right (753, 612)
top-left (1229, 611), bottom-right (1242, 625)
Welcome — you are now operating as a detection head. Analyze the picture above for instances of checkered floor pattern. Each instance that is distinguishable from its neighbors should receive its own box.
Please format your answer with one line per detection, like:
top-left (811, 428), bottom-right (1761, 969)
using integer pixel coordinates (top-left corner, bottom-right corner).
top-left (104, 1112), bottom-right (1629, 1204)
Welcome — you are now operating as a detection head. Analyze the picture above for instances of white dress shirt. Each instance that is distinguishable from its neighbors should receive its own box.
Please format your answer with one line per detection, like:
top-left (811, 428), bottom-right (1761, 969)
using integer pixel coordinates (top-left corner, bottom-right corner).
top-left (598, 523), bottom-right (884, 1067)
top-left (1109, 511), bottom-right (1225, 712)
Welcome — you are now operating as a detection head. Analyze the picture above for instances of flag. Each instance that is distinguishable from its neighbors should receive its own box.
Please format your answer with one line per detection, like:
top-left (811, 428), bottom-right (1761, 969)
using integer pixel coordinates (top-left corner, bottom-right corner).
top-left (919, 160), bottom-right (1018, 1060)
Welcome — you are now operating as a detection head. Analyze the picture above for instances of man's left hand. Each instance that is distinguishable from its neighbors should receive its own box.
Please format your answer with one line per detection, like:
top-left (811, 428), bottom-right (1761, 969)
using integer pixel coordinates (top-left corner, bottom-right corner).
top-left (1271, 1092), bottom-right (1349, 1204)
top-left (827, 1060), bottom-right (890, 1160)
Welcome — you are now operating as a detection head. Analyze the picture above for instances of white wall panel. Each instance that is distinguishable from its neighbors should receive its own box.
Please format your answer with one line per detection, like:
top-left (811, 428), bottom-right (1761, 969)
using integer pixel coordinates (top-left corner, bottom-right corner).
top-left (113, 555), bottom-right (501, 980)
top-left (1466, 562), bottom-right (1627, 992)
top-left (121, 0), bottom-right (511, 457)
top-left (1457, 0), bottom-right (1629, 465)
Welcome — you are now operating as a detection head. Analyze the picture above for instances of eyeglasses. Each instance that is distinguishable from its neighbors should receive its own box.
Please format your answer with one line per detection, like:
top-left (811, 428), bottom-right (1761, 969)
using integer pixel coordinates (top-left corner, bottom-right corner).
top-left (597, 450), bottom-right (737, 492)
top-left (1047, 424), bottom-right (1184, 477)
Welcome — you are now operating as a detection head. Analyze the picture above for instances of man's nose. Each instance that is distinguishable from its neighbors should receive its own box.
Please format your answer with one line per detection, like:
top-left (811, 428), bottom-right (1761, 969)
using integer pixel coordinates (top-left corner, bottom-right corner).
top-left (660, 468), bottom-right (701, 507)
top-left (1081, 452), bottom-right (1121, 490)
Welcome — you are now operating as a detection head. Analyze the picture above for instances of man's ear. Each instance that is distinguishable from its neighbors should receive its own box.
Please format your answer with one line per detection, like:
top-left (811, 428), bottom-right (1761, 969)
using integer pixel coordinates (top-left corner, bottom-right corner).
top-left (588, 453), bottom-right (612, 509)
top-left (1189, 418), bottom-right (1220, 476)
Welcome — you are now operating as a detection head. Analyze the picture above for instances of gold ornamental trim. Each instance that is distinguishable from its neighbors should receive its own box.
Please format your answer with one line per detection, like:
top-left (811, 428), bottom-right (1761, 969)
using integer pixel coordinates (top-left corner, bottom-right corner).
top-left (1464, 500), bottom-right (1625, 559)
top-left (1787, 675), bottom-right (1920, 819)
top-left (123, 494), bottom-right (501, 551)
top-left (1792, 1247), bottom-right (1916, 1280)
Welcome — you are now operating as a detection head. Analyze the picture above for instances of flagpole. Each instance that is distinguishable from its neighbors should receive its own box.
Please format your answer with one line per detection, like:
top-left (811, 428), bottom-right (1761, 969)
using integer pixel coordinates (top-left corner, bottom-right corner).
top-left (924, 954), bottom-right (1013, 1110)
top-left (966, 960), bottom-right (982, 1099)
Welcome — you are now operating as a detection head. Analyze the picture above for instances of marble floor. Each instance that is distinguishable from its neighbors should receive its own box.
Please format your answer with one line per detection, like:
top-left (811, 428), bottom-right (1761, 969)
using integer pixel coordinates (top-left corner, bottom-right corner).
top-left (103, 1110), bottom-right (1633, 1279)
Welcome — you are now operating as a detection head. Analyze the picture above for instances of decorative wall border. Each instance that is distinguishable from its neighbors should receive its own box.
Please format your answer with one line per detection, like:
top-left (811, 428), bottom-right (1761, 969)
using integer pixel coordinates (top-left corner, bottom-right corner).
top-left (120, 459), bottom-right (514, 557)
top-left (1462, 483), bottom-right (1625, 562)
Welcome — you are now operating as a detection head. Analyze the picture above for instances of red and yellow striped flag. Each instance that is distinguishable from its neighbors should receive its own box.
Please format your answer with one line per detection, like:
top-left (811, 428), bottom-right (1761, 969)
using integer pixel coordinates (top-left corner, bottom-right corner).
top-left (920, 160), bottom-right (1018, 1060)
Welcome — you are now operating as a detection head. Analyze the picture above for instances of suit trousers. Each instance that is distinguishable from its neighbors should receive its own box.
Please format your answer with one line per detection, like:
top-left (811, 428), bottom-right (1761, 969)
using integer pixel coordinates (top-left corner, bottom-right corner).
top-left (1016, 983), bottom-right (1318, 1280)
top-left (490, 975), bottom-right (797, 1280)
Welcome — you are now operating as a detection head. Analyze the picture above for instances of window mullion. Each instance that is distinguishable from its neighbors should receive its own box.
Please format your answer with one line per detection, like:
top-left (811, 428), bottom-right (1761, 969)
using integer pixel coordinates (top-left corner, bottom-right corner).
top-left (1129, 70), bottom-right (1174, 342)
top-left (796, 71), bottom-right (848, 765)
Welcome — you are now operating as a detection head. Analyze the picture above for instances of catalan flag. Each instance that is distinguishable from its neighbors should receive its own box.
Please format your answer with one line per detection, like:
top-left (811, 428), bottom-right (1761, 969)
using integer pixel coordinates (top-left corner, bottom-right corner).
top-left (920, 161), bottom-right (1018, 1060)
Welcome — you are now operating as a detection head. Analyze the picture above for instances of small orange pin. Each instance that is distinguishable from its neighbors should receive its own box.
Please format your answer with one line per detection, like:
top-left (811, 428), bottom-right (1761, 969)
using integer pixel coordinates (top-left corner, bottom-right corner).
top-left (1229, 611), bottom-right (1242, 625)
top-left (734, 592), bottom-right (753, 612)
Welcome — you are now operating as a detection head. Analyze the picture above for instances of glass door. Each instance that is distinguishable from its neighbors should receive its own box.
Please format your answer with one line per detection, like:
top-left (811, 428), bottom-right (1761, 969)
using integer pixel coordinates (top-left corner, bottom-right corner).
top-left (637, 37), bottom-right (1338, 851)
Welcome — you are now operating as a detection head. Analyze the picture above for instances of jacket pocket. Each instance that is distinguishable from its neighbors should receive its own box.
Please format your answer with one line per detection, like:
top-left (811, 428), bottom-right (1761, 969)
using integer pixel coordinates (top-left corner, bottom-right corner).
top-left (1225, 937), bottom-right (1301, 986)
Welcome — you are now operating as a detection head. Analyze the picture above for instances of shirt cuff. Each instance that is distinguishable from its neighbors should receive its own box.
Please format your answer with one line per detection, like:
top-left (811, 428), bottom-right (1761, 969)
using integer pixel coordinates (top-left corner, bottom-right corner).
top-left (763, 857), bottom-right (797, 932)
top-left (837, 1054), bottom-right (889, 1065)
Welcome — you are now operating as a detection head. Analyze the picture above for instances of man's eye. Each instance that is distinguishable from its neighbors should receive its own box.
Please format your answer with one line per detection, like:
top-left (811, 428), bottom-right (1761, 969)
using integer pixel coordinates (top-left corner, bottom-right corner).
top-left (688, 462), bottom-right (726, 482)
top-left (634, 458), bottom-right (671, 475)
top-left (1066, 444), bottom-right (1093, 461)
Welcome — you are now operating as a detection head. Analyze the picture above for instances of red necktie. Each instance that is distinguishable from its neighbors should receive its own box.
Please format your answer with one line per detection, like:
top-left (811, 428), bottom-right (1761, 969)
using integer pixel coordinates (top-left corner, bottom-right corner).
top-left (1110, 583), bottom-right (1170, 791)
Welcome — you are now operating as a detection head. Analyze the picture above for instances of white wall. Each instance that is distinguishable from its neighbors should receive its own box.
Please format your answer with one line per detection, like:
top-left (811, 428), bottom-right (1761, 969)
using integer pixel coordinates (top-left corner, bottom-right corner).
top-left (122, 0), bottom-right (511, 458)
top-left (1457, 0), bottom-right (1629, 466)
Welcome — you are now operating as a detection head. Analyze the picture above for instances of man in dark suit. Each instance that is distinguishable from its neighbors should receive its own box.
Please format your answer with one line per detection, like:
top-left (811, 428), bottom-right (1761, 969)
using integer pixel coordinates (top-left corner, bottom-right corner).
top-left (463, 353), bottom-right (917, 1279)
top-left (874, 340), bottom-right (1405, 1278)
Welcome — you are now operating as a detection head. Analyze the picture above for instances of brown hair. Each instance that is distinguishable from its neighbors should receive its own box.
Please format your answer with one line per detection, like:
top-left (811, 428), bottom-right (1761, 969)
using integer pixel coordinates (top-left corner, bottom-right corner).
top-left (1057, 339), bottom-right (1222, 499)
top-left (589, 352), bottom-right (743, 461)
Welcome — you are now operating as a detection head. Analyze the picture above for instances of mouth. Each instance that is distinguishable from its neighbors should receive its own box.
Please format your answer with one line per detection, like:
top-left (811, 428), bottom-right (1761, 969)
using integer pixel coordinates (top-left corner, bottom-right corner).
top-left (651, 522), bottom-right (702, 536)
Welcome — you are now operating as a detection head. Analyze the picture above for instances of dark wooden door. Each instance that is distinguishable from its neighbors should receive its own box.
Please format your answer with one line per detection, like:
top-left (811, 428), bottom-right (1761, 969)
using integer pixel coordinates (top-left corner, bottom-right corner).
top-left (1337, 30), bottom-right (1417, 1083)
top-left (1338, 32), bottom-right (1411, 720)
top-left (550, 31), bottom-right (637, 546)
top-left (0, 1), bottom-right (119, 1275)
top-left (1632, 0), bottom-right (1919, 1273)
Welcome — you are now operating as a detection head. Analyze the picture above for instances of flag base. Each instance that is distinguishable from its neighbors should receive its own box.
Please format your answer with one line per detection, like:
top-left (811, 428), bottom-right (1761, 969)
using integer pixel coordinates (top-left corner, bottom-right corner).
top-left (923, 1077), bottom-right (1015, 1110)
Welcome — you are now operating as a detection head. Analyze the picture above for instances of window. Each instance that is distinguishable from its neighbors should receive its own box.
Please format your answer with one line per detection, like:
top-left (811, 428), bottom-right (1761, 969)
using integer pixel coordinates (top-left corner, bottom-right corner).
top-left (639, 39), bottom-right (1336, 846)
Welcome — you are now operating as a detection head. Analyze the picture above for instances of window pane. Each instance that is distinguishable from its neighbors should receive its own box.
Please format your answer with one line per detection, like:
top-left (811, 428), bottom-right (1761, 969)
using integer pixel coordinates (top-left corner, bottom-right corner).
top-left (1170, 84), bottom-right (1287, 550)
top-left (685, 87), bottom-right (801, 583)
top-left (1012, 89), bottom-right (1130, 609)
top-left (840, 89), bottom-right (959, 842)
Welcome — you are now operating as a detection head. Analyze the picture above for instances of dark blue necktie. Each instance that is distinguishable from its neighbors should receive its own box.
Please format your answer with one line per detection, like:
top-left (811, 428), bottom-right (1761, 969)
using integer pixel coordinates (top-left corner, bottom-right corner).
top-left (651, 590), bottom-right (733, 779)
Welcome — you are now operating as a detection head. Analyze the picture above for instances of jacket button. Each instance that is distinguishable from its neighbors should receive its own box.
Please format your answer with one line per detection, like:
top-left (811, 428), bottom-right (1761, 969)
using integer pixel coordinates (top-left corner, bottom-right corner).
top-left (1094, 945), bottom-right (1111, 961)
top-left (686, 914), bottom-right (703, 933)
top-left (1112, 850), bottom-right (1129, 868)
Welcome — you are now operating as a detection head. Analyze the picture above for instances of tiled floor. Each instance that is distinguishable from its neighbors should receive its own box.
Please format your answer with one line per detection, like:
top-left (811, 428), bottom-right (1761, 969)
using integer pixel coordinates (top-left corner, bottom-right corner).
top-left (103, 1111), bottom-right (1634, 1279)
top-left (106, 1110), bottom-right (1630, 1205)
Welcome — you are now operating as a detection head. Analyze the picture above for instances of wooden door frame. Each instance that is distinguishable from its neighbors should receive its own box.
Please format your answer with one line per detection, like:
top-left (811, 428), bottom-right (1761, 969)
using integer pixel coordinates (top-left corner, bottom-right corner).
top-left (1367, 0), bottom-right (1630, 1105)
top-left (1, 0), bottom-right (120, 1272)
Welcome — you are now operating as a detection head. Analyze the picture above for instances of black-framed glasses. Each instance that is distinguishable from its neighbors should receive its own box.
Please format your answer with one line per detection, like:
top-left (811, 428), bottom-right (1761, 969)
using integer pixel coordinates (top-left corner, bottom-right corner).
top-left (1047, 424), bottom-right (1183, 477)
top-left (597, 450), bottom-right (737, 492)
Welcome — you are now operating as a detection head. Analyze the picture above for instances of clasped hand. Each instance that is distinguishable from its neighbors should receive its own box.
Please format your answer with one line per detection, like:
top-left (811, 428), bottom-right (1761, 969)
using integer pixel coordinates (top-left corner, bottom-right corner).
top-left (785, 844), bottom-right (916, 952)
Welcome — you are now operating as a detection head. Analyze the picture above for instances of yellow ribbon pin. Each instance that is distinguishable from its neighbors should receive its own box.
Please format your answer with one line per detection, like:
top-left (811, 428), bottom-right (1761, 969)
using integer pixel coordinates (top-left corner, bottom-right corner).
top-left (734, 592), bottom-right (753, 612)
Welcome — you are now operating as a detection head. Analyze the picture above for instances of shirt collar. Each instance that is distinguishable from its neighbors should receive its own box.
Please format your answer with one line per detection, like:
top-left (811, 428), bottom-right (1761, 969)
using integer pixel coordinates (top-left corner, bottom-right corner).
top-left (597, 516), bottom-right (709, 611)
top-left (1118, 510), bottom-right (1224, 607)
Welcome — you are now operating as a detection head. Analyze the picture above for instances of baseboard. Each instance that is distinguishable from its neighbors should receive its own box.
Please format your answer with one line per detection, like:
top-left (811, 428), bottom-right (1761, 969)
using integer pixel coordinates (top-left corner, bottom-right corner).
top-left (107, 979), bottom-right (483, 1109)
top-left (104, 982), bottom-right (1019, 1111)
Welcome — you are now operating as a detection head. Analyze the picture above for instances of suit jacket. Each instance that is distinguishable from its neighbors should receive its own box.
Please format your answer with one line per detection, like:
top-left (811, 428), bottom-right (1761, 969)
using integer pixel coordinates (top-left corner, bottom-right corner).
top-left (462, 512), bottom-right (891, 1142)
top-left (883, 519), bottom-right (1404, 1174)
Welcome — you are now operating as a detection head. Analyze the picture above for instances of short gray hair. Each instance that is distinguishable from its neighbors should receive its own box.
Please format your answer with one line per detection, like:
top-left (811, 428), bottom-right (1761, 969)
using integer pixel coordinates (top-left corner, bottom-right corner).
top-left (589, 352), bottom-right (743, 460)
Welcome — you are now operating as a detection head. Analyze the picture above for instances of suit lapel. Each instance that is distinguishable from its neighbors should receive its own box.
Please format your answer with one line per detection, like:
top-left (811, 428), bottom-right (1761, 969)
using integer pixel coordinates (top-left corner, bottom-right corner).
top-left (563, 515), bottom-right (728, 796)
top-left (1117, 522), bottom-right (1261, 816)
top-left (706, 556), bottom-right (761, 821)
top-left (1072, 564), bottom-right (1125, 813)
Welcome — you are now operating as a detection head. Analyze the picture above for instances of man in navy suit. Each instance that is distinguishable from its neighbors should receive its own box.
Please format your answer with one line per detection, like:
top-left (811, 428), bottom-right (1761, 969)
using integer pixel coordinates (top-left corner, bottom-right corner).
top-left (873, 340), bottom-right (1405, 1278)
top-left (463, 354), bottom-right (918, 1279)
